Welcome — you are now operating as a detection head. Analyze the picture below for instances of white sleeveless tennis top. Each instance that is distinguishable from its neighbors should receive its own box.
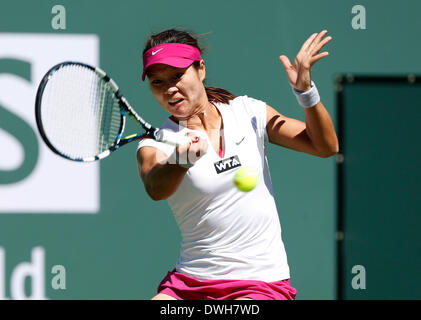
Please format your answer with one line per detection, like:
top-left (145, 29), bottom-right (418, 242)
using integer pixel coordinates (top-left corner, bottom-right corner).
top-left (137, 96), bottom-right (290, 282)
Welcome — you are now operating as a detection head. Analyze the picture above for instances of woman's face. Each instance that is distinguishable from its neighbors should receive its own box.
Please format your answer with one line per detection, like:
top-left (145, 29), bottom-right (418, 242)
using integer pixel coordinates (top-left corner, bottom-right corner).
top-left (147, 61), bottom-right (207, 119)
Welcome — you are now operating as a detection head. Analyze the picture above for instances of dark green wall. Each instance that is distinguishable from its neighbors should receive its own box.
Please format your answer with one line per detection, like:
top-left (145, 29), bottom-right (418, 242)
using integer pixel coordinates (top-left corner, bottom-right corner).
top-left (0, 0), bottom-right (420, 299)
top-left (340, 80), bottom-right (421, 299)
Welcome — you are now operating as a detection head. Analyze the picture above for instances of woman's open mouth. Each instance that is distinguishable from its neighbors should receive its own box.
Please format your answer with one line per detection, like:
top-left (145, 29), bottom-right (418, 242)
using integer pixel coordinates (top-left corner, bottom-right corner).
top-left (168, 98), bottom-right (184, 107)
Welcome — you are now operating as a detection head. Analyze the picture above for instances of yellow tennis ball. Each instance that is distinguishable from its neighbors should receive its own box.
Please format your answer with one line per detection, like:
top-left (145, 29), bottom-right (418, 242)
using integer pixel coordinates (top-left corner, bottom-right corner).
top-left (234, 167), bottom-right (258, 192)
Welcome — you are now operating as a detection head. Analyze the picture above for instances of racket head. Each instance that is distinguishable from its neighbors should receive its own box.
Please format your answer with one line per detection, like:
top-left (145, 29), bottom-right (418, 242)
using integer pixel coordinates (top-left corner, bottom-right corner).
top-left (35, 61), bottom-right (125, 162)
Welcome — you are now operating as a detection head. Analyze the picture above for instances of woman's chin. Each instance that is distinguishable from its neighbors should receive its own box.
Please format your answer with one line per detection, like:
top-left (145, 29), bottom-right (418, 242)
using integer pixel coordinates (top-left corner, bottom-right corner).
top-left (172, 108), bottom-right (193, 120)
top-left (169, 111), bottom-right (188, 122)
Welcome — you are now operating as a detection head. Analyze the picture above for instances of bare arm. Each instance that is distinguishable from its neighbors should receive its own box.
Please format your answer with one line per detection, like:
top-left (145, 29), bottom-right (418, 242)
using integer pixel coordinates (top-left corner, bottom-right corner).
top-left (137, 132), bottom-right (208, 200)
top-left (302, 101), bottom-right (339, 156)
top-left (137, 146), bottom-right (188, 201)
top-left (270, 30), bottom-right (338, 157)
top-left (266, 103), bottom-right (338, 158)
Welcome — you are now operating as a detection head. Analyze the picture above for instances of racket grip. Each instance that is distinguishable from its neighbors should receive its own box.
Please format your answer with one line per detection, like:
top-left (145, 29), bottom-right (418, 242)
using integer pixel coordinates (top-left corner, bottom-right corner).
top-left (156, 129), bottom-right (192, 146)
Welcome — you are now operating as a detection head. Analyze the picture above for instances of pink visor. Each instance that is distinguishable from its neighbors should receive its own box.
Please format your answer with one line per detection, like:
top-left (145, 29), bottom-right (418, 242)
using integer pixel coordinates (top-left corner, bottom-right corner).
top-left (142, 43), bottom-right (201, 81)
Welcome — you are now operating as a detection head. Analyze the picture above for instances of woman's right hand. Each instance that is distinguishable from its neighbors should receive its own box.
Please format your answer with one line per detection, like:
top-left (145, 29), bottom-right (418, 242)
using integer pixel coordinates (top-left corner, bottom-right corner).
top-left (176, 132), bottom-right (208, 167)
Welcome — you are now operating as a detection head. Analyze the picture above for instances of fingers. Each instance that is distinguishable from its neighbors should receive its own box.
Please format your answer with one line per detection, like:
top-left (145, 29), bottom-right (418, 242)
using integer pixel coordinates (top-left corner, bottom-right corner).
top-left (175, 133), bottom-right (193, 157)
top-left (190, 137), bottom-right (208, 158)
top-left (279, 55), bottom-right (293, 69)
top-left (310, 51), bottom-right (329, 65)
top-left (311, 33), bottom-right (332, 55)
top-left (300, 33), bottom-right (319, 53)
top-left (308, 31), bottom-right (331, 66)
top-left (307, 30), bottom-right (328, 52)
top-left (187, 135), bottom-right (208, 163)
top-left (294, 30), bottom-right (332, 70)
top-left (185, 132), bottom-right (200, 145)
top-left (300, 30), bottom-right (331, 55)
top-left (177, 132), bottom-right (208, 166)
top-left (281, 30), bottom-right (331, 70)
top-left (279, 54), bottom-right (298, 86)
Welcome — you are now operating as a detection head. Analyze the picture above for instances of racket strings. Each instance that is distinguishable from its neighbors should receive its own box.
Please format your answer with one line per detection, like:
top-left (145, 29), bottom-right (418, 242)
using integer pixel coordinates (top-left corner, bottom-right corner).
top-left (40, 64), bottom-right (122, 159)
top-left (95, 75), bottom-right (121, 153)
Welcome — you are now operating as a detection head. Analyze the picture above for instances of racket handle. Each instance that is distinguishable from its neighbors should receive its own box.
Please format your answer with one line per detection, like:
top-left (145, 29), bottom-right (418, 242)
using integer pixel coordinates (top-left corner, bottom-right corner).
top-left (156, 129), bottom-right (192, 146)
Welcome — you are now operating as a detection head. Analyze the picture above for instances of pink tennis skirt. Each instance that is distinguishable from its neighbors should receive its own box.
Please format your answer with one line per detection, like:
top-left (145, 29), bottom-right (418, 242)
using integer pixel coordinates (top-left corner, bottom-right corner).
top-left (157, 269), bottom-right (297, 300)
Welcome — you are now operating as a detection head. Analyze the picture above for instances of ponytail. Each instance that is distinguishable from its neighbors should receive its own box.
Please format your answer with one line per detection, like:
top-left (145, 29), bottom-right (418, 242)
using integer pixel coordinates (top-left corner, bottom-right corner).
top-left (205, 86), bottom-right (236, 104)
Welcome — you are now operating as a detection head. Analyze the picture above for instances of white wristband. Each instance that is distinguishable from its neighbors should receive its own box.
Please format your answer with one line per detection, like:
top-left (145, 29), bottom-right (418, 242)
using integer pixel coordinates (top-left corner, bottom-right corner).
top-left (292, 81), bottom-right (320, 108)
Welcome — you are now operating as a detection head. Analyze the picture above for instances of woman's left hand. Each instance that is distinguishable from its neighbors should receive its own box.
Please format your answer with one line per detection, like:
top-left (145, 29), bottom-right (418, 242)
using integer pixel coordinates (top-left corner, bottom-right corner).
top-left (279, 30), bottom-right (332, 92)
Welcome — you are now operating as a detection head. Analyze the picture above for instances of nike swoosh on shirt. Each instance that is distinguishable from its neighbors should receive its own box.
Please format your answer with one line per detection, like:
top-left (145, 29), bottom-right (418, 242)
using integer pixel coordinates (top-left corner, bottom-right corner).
top-left (151, 48), bottom-right (163, 55)
top-left (235, 136), bottom-right (245, 145)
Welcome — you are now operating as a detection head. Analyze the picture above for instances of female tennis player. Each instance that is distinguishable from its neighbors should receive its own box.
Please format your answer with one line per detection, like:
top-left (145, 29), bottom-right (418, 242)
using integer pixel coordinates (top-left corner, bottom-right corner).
top-left (136, 28), bottom-right (338, 300)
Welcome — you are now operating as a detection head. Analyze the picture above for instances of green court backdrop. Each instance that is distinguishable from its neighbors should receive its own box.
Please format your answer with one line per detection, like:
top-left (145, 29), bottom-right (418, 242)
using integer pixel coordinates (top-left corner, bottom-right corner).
top-left (338, 78), bottom-right (421, 299)
top-left (0, 0), bottom-right (420, 299)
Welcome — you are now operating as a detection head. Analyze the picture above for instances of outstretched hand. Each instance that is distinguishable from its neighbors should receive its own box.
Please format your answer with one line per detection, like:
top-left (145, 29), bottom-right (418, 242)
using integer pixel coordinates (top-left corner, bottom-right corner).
top-left (279, 30), bottom-right (332, 92)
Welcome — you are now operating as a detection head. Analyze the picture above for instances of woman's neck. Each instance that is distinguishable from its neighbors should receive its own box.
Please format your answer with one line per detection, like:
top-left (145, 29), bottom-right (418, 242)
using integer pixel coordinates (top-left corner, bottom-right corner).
top-left (170, 101), bottom-right (221, 132)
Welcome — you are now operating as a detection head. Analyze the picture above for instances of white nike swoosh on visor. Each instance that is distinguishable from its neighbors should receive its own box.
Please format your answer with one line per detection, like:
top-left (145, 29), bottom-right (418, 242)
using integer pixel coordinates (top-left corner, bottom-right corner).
top-left (151, 48), bottom-right (163, 55)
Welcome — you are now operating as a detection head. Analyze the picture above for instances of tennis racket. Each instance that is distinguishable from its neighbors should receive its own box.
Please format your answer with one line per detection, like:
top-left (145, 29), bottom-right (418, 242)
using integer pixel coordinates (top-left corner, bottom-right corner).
top-left (35, 61), bottom-right (190, 162)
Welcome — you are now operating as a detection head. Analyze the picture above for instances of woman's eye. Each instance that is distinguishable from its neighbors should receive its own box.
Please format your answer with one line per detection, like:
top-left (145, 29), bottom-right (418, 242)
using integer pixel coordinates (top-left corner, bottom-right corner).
top-left (151, 79), bottom-right (162, 85)
top-left (175, 73), bottom-right (183, 79)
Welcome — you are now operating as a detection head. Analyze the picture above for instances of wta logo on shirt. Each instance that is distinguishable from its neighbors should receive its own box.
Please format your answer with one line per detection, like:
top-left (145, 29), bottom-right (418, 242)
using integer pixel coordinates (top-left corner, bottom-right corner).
top-left (214, 155), bottom-right (241, 174)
